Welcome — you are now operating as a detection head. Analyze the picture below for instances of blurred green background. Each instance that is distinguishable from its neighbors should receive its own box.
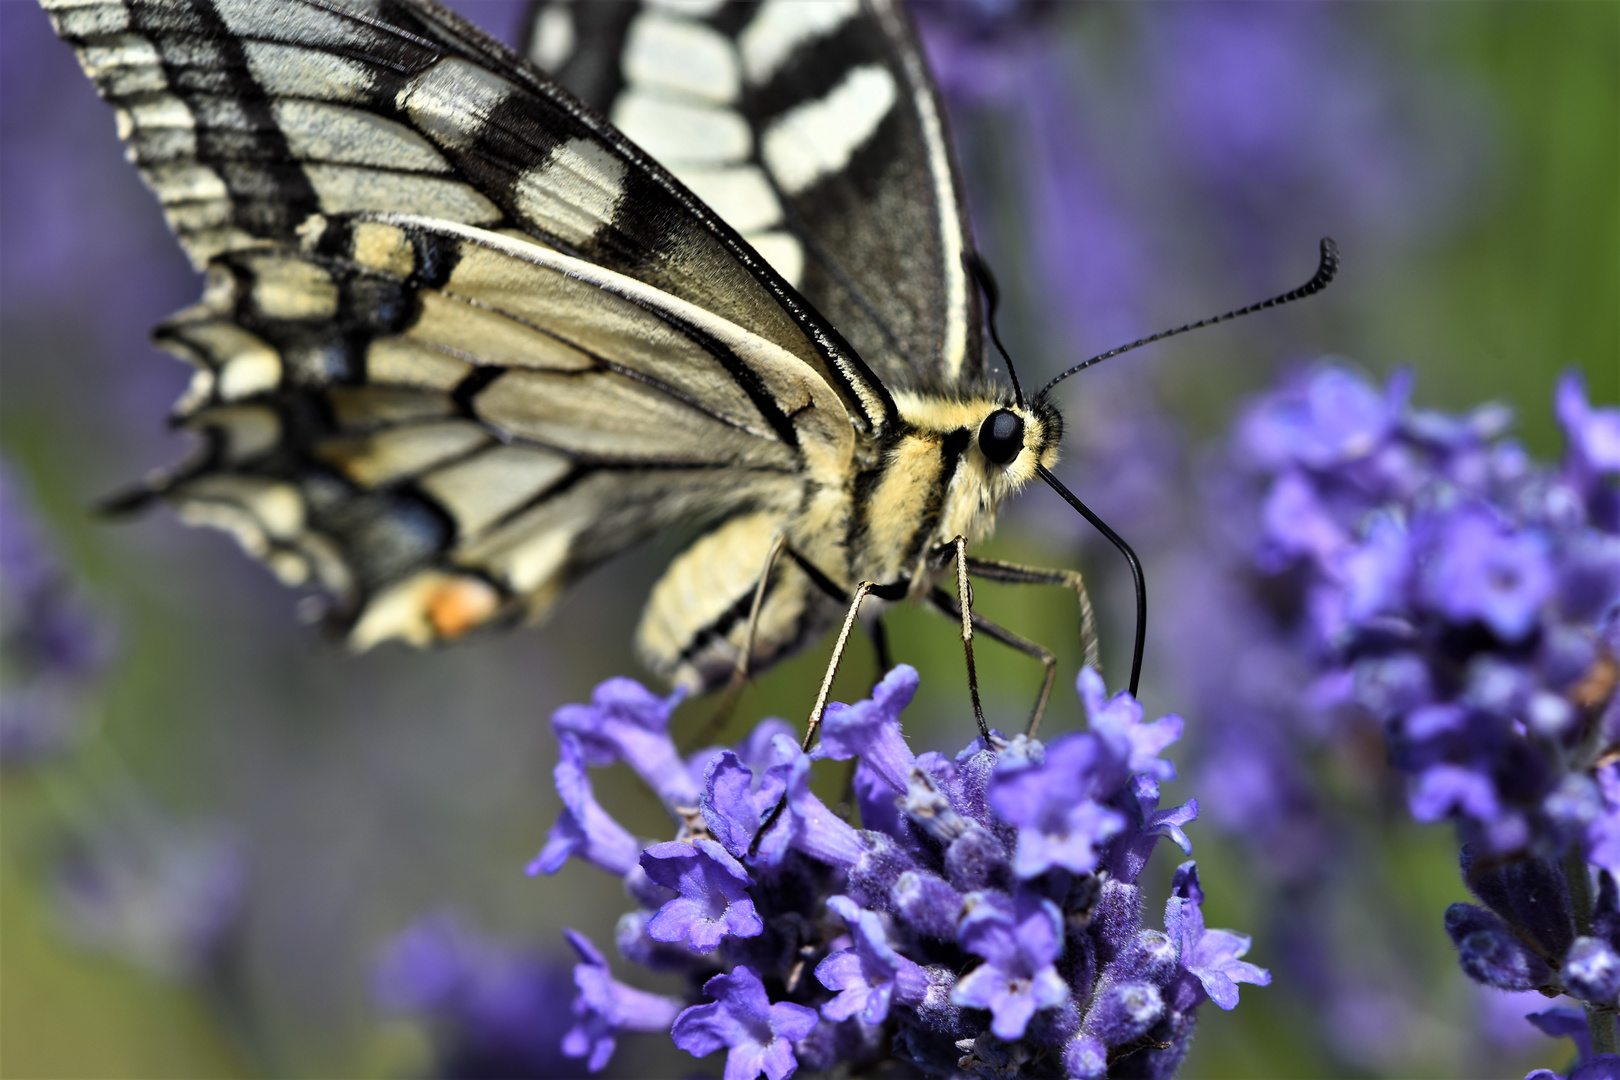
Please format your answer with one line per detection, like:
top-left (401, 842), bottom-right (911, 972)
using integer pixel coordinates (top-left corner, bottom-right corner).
top-left (1, 1), bottom-right (1615, 1077)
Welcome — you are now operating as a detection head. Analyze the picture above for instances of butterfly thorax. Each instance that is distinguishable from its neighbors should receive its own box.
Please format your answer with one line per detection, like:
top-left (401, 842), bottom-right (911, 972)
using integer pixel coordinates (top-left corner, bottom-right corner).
top-left (841, 391), bottom-right (1063, 600)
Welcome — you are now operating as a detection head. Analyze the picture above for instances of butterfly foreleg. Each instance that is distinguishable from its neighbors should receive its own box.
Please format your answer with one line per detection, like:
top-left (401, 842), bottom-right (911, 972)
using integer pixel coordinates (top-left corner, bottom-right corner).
top-left (803, 580), bottom-right (887, 752)
top-left (747, 574), bottom-right (900, 859)
top-left (929, 588), bottom-right (1058, 737)
top-left (964, 556), bottom-right (1102, 676)
top-left (866, 616), bottom-right (892, 689)
top-left (941, 536), bottom-right (992, 739)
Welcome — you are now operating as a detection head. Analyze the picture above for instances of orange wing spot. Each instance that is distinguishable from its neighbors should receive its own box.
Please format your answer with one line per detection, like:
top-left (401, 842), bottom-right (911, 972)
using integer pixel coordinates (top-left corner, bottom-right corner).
top-left (426, 576), bottom-right (500, 640)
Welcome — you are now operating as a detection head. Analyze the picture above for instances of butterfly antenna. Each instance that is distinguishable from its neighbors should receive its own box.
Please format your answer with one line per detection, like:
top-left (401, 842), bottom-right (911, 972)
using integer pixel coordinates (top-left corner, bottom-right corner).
top-left (1035, 237), bottom-right (1340, 401)
top-left (967, 252), bottom-right (1025, 408)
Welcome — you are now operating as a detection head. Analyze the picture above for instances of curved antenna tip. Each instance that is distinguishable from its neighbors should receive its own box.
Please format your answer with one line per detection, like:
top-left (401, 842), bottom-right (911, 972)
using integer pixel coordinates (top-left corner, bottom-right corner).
top-left (1036, 237), bottom-right (1341, 400)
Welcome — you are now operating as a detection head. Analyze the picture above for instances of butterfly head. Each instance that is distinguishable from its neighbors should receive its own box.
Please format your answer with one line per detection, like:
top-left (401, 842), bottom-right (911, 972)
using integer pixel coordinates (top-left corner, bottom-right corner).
top-left (973, 396), bottom-right (1062, 484)
top-left (893, 391), bottom-right (1063, 517)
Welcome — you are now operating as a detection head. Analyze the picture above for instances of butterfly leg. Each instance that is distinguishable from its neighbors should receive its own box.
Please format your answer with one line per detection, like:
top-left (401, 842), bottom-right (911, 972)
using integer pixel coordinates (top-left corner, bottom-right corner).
top-left (963, 557), bottom-right (1102, 675)
top-left (685, 533), bottom-right (790, 750)
top-left (867, 616), bottom-right (892, 687)
top-left (928, 587), bottom-right (1058, 736)
top-left (945, 536), bottom-right (992, 739)
top-left (751, 577), bottom-right (898, 857)
top-left (927, 559), bottom-right (1101, 737)
top-left (802, 580), bottom-right (881, 752)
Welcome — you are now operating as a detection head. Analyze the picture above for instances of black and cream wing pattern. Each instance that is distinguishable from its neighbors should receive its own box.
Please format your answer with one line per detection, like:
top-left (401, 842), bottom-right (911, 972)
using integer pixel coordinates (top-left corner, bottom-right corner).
top-left (524, 0), bottom-right (982, 392)
top-left (39, 0), bottom-right (982, 680)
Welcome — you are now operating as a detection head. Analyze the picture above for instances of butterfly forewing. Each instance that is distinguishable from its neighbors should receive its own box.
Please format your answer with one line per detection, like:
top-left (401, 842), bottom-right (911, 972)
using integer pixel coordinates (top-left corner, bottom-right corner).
top-left (42, 0), bottom-right (1004, 688)
top-left (44, 0), bottom-right (893, 424)
top-left (526, 0), bottom-right (982, 393)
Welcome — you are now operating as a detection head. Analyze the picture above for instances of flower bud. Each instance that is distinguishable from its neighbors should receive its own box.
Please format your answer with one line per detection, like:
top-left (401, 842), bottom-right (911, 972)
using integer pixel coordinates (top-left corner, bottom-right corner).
top-left (1564, 936), bottom-right (1620, 1004)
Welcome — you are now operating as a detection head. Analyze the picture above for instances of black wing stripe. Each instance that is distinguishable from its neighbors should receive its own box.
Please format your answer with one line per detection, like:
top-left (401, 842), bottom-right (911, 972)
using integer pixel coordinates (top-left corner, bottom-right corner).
top-left (47, 0), bottom-right (897, 433)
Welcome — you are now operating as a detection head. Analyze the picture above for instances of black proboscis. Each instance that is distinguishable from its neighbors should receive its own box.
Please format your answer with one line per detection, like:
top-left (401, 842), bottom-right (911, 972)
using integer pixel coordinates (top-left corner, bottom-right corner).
top-left (1037, 464), bottom-right (1147, 697)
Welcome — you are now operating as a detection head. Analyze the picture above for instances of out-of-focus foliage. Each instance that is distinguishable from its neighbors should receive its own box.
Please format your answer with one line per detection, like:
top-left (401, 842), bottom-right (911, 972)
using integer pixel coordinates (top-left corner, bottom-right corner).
top-left (0, 2), bottom-right (1614, 1077)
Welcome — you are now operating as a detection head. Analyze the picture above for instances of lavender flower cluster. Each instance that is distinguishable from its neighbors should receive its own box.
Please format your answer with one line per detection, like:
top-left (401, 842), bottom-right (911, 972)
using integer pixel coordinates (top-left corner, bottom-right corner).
top-left (1, 464), bottom-right (110, 764)
top-left (534, 664), bottom-right (1267, 1078)
top-left (1233, 363), bottom-right (1620, 1069)
top-left (375, 912), bottom-right (576, 1079)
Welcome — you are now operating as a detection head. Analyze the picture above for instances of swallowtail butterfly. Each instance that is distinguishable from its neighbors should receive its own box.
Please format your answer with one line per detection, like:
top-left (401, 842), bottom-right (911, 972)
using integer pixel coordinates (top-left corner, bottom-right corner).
top-left (38, 0), bottom-right (1335, 730)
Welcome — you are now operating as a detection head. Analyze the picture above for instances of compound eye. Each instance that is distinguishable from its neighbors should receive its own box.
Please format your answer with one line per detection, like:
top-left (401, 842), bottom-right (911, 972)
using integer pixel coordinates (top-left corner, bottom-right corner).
top-left (978, 409), bottom-right (1025, 466)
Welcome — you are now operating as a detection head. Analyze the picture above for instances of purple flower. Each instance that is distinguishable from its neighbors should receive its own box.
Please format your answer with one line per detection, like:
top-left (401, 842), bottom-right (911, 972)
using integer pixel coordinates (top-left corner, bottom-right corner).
top-left (1586, 767), bottom-right (1620, 876)
top-left (55, 816), bottom-right (242, 979)
top-left (562, 928), bottom-right (683, 1072)
top-left (1062, 1034), bottom-right (1109, 1079)
top-left (529, 734), bottom-right (642, 877)
top-left (1239, 365), bottom-right (1405, 472)
top-left (731, 717), bottom-right (798, 774)
top-left (759, 745), bottom-right (870, 872)
top-left (810, 664), bottom-right (919, 794)
top-left (374, 912), bottom-right (487, 1015)
top-left (538, 664), bottom-right (1249, 1075)
top-left (0, 462), bottom-right (112, 765)
top-left (1528, 1006), bottom-right (1595, 1069)
top-left (701, 733), bottom-right (795, 860)
top-left (1164, 863), bottom-right (1271, 1010)
top-left (1409, 763), bottom-right (1502, 824)
top-left (1110, 775), bottom-right (1198, 885)
top-left (1318, 511), bottom-right (1412, 636)
top-left (951, 892), bottom-right (1070, 1040)
top-left (816, 895), bottom-right (929, 1024)
top-left (1444, 903), bottom-right (1554, 992)
top-left (1558, 371), bottom-right (1620, 475)
top-left (374, 912), bottom-right (575, 1078)
top-left (1527, 1055), bottom-right (1620, 1080)
top-left (1420, 505), bottom-right (1554, 641)
top-left (1086, 981), bottom-right (1165, 1046)
top-left (1210, 363), bottom-right (1620, 1060)
top-left (671, 965), bottom-right (819, 1080)
top-left (1078, 667), bottom-right (1184, 782)
top-left (1260, 469), bottom-right (1349, 565)
top-left (988, 731), bottom-right (1125, 878)
top-left (1563, 937), bottom-right (1620, 1006)
top-left (551, 677), bottom-right (696, 808)
top-left (641, 838), bottom-right (763, 952)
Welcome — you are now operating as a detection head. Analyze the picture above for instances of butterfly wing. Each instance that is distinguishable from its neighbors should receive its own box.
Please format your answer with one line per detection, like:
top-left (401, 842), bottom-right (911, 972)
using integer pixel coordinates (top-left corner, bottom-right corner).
top-left (41, 0), bottom-right (869, 645)
top-left (524, 0), bottom-right (984, 393)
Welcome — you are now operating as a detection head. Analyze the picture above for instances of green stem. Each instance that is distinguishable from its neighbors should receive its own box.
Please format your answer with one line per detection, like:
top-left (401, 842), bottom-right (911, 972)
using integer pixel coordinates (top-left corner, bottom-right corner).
top-left (1591, 1007), bottom-right (1619, 1057)
top-left (1567, 847), bottom-right (1597, 937)
top-left (1563, 847), bottom-right (1619, 1055)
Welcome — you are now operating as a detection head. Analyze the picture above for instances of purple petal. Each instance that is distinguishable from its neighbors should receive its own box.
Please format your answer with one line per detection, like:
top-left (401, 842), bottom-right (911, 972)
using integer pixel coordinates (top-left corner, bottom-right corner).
top-left (811, 665), bottom-right (920, 794)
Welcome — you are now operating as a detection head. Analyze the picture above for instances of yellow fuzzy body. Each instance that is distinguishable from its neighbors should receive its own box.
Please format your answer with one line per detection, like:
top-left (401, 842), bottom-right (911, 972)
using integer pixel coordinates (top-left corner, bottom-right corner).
top-left (863, 391), bottom-right (1062, 598)
top-left (637, 389), bottom-right (1063, 692)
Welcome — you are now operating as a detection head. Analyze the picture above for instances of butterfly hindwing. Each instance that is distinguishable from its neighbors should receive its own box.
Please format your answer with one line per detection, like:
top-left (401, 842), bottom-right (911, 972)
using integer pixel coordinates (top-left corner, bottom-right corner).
top-left (524, 0), bottom-right (983, 393)
top-left (152, 212), bottom-right (856, 647)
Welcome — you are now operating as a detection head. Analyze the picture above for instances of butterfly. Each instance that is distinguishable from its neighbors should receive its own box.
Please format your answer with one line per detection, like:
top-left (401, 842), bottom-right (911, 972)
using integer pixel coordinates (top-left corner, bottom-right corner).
top-left (40, 0), bottom-right (1335, 733)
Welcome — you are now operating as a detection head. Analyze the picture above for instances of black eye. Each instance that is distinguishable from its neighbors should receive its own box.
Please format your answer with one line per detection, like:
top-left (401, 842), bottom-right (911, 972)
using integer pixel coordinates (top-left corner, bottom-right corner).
top-left (978, 409), bottom-right (1025, 465)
